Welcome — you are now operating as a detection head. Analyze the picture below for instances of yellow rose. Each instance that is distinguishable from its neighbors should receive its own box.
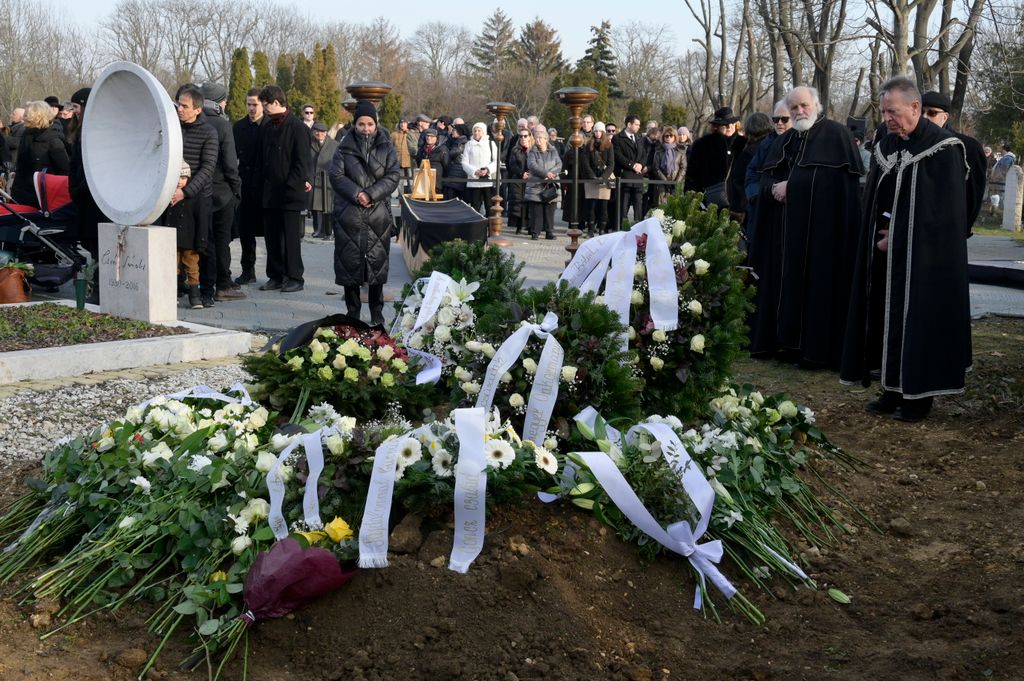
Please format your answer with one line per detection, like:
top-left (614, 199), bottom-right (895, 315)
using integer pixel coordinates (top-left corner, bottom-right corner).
top-left (325, 517), bottom-right (353, 543)
top-left (209, 570), bottom-right (229, 583)
top-left (381, 373), bottom-right (395, 387)
top-left (297, 530), bottom-right (327, 545)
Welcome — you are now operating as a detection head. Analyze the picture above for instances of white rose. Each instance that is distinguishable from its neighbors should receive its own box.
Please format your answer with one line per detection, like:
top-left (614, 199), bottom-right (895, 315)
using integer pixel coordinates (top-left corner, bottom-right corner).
top-left (544, 437), bottom-right (559, 451)
top-left (325, 433), bottom-right (346, 455)
top-left (436, 307), bottom-right (457, 327)
top-left (688, 300), bottom-right (703, 316)
top-left (230, 535), bottom-right (253, 555)
top-left (95, 436), bottom-right (116, 453)
top-left (461, 381), bottom-right (481, 395)
top-left (509, 393), bottom-right (525, 408)
top-left (651, 208), bottom-right (666, 220)
top-left (522, 358), bottom-right (537, 374)
top-left (749, 391), bottom-right (765, 407)
top-left (241, 498), bottom-right (270, 523)
top-left (480, 343), bottom-right (496, 358)
top-left (255, 450), bottom-right (277, 473)
top-left (409, 333), bottom-right (424, 349)
top-left (500, 372), bottom-right (513, 383)
top-left (434, 325), bottom-right (452, 343)
top-left (454, 367), bottom-right (473, 382)
top-left (270, 433), bottom-right (293, 452)
top-left (652, 329), bottom-right (668, 343)
top-left (465, 340), bottom-right (483, 353)
top-left (681, 242), bottom-right (696, 258)
top-left (779, 400), bottom-right (799, 419)
top-left (376, 344), bottom-right (395, 361)
top-left (627, 327), bottom-right (637, 340)
top-left (672, 221), bottom-right (686, 238)
top-left (247, 407), bottom-right (268, 429)
top-left (650, 356), bottom-right (665, 370)
top-left (694, 259), bottom-right (710, 276)
top-left (401, 313), bottom-right (416, 331)
top-left (630, 289), bottom-right (644, 304)
top-left (690, 334), bottom-right (706, 353)
top-left (634, 262), bottom-right (647, 278)
top-left (561, 366), bottom-right (578, 382)
top-left (118, 515), bottom-right (137, 530)
top-left (208, 431), bottom-right (229, 453)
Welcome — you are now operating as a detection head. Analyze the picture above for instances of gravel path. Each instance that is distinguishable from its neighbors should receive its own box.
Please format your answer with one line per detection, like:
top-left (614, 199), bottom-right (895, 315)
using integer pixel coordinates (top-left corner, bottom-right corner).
top-left (0, 363), bottom-right (251, 465)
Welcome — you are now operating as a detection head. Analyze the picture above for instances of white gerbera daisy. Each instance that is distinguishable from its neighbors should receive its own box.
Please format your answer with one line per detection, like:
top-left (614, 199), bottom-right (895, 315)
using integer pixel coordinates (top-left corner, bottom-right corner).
top-left (533, 447), bottom-right (558, 475)
top-left (431, 449), bottom-right (454, 478)
top-left (485, 439), bottom-right (516, 469)
top-left (396, 437), bottom-right (422, 468)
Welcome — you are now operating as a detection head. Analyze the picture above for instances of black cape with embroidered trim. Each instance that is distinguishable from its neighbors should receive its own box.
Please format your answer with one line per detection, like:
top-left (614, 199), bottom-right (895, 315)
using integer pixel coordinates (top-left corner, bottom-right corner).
top-left (840, 117), bottom-right (971, 398)
top-left (746, 118), bottom-right (863, 366)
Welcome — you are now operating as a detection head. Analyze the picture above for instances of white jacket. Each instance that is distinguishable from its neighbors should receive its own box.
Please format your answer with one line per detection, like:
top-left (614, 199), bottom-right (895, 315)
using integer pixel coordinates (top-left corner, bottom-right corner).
top-left (462, 136), bottom-right (498, 188)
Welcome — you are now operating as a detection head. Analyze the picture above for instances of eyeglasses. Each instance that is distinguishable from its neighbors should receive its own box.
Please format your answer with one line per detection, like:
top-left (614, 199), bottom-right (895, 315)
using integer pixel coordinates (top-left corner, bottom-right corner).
top-left (772, 116), bottom-right (790, 123)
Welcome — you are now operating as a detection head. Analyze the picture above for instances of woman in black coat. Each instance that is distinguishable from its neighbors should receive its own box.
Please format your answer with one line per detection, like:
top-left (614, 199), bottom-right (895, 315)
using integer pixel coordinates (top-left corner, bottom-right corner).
top-left (505, 131), bottom-right (533, 234)
top-left (329, 100), bottom-right (400, 326)
top-left (10, 101), bottom-right (69, 206)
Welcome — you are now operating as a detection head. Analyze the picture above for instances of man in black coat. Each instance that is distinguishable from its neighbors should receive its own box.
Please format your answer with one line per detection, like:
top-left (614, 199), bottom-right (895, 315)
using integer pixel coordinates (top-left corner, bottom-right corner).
top-left (921, 91), bottom-right (986, 236)
top-left (232, 87), bottom-right (264, 285)
top-left (329, 100), bottom-right (400, 326)
top-left (310, 121), bottom-right (339, 238)
top-left (256, 85), bottom-right (313, 293)
top-left (748, 87), bottom-right (862, 369)
top-left (172, 84), bottom-right (219, 306)
top-left (612, 115), bottom-right (646, 226)
top-left (200, 82), bottom-right (244, 301)
top-left (841, 77), bottom-right (971, 423)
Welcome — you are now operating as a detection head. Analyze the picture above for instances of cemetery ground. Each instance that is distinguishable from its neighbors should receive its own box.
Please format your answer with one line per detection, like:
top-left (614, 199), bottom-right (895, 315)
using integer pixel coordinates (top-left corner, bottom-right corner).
top-left (0, 313), bottom-right (1020, 681)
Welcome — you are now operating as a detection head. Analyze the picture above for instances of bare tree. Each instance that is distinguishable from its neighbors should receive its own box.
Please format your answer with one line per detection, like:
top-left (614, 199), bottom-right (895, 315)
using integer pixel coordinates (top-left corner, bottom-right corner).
top-left (99, 0), bottom-right (165, 74)
top-left (612, 21), bottom-right (676, 102)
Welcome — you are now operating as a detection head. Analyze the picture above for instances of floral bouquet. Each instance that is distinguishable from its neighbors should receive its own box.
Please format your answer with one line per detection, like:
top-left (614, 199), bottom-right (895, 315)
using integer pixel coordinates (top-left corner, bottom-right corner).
top-left (244, 323), bottom-right (435, 423)
top-left (394, 275), bottom-right (481, 374)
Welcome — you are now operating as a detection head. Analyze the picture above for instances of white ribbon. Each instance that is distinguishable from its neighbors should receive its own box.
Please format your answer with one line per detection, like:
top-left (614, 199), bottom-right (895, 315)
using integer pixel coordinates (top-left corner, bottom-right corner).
top-left (574, 406), bottom-right (623, 447)
top-left (139, 383), bottom-right (253, 410)
top-left (577, 450), bottom-right (736, 608)
top-left (266, 428), bottom-right (328, 540)
top-left (357, 425), bottom-right (431, 567)
top-left (475, 311), bottom-right (562, 444)
top-left (393, 272), bottom-right (453, 385)
top-left (449, 407), bottom-right (487, 573)
top-left (558, 217), bottom-right (679, 349)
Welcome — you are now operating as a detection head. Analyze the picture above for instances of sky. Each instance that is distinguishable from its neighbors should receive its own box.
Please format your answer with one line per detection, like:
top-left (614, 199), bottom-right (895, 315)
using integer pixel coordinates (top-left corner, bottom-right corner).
top-left (58, 0), bottom-right (703, 63)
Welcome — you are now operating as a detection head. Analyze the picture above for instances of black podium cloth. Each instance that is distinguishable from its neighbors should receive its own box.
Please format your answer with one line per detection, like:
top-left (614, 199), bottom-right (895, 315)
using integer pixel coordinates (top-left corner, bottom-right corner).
top-left (400, 196), bottom-right (488, 269)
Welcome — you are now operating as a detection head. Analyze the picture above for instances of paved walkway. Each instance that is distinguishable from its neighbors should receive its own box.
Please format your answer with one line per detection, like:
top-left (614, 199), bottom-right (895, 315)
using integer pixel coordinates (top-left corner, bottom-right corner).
top-left (32, 218), bottom-right (1024, 332)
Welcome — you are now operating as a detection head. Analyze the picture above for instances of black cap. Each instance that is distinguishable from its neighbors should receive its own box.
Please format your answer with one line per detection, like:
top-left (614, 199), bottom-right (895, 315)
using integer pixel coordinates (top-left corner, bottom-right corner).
top-left (311, 121), bottom-right (328, 132)
top-left (353, 100), bottom-right (377, 124)
top-left (44, 96), bottom-right (61, 108)
top-left (70, 88), bottom-right (91, 106)
top-left (200, 81), bottom-right (228, 103)
top-left (922, 91), bottom-right (951, 113)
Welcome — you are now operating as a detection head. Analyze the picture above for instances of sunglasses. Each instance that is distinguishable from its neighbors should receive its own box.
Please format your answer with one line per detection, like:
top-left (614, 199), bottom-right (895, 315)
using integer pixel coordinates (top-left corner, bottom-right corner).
top-left (772, 116), bottom-right (790, 123)
top-left (303, 110), bottom-right (315, 115)
top-left (923, 109), bottom-right (944, 117)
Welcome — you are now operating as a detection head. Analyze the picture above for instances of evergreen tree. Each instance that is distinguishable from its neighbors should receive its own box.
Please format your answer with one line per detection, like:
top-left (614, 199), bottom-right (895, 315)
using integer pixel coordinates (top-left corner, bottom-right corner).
top-left (276, 53), bottom-right (294, 94)
top-left (540, 66), bottom-right (609, 138)
top-left (252, 50), bottom-right (272, 88)
top-left (660, 101), bottom-right (688, 128)
top-left (626, 97), bottom-right (653, 123)
top-left (469, 9), bottom-right (518, 74)
top-left (318, 44), bottom-right (341, 125)
top-left (308, 45), bottom-right (325, 117)
top-left (289, 53), bottom-right (312, 111)
top-left (517, 19), bottom-right (566, 76)
top-left (378, 92), bottom-right (403, 133)
top-left (577, 21), bottom-right (622, 99)
top-left (226, 47), bottom-right (251, 122)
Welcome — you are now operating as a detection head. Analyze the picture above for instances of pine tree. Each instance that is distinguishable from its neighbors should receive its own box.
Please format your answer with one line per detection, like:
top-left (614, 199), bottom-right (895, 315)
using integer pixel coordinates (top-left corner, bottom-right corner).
top-left (517, 19), bottom-right (566, 76)
top-left (252, 50), bottom-right (272, 88)
top-left (660, 102), bottom-right (688, 128)
top-left (276, 53), bottom-right (294, 93)
top-left (318, 44), bottom-right (341, 125)
top-left (290, 53), bottom-right (312, 112)
top-left (378, 92), bottom-right (403, 133)
top-left (309, 44), bottom-right (326, 119)
top-left (577, 21), bottom-right (622, 99)
top-left (626, 97), bottom-right (653, 123)
top-left (469, 9), bottom-right (518, 74)
top-left (226, 47), bottom-right (251, 122)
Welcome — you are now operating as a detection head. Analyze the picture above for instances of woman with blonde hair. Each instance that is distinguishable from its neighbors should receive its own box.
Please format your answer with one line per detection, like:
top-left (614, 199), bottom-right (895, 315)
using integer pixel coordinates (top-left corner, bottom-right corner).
top-left (524, 125), bottom-right (562, 240)
top-left (10, 101), bottom-right (69, 206)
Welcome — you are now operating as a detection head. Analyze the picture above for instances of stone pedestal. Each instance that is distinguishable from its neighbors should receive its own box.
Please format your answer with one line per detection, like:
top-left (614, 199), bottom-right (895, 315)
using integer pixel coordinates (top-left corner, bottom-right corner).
top-left (98, 223), bottom-right (177, 323)
top-left (1003, 165), bottom-right (1023, 232)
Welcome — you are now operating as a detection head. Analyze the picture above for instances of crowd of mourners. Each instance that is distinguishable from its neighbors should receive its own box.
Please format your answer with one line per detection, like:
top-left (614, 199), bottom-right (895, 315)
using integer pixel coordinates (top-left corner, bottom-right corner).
top-left (1, 74), bottom-right (1014, 423)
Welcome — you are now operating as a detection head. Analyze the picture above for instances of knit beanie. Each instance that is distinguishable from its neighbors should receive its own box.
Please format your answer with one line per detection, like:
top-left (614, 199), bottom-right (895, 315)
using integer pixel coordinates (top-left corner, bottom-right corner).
top-left (353, 100), bottom-right (378, 124)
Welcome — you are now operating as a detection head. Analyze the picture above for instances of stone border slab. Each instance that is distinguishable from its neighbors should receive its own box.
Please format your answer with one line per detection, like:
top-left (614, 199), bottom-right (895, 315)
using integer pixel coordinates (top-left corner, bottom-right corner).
top-left (0, 301), bottom-right (252, 385)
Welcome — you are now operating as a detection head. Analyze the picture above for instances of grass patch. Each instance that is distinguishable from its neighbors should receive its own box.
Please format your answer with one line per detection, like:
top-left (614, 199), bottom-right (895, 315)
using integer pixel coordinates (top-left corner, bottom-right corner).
top-left (0, 303), bottom-right (190, 352)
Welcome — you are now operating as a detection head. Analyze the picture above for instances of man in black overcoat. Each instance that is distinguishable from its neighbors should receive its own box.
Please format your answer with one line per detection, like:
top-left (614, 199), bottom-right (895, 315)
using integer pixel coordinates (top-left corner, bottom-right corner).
top-left (256, 85), bottom-right (313, 293)
top-left (232, 88), bottom-right (264, 285)
top-left (748, 86), bottom-right (863, 368)
top-left (612, 115), bottom-right (646, 226)
top-left (920, 91), bottom-right (986, 235)
top-left (840, 77), bottom-right (971, 422)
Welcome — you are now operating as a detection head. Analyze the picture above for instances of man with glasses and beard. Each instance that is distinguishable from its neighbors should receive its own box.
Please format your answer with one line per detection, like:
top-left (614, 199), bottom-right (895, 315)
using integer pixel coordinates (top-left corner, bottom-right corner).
top-left (921, 91), bottom-right (986, 235)
top-left (747, 86), bottom-right (863, 369)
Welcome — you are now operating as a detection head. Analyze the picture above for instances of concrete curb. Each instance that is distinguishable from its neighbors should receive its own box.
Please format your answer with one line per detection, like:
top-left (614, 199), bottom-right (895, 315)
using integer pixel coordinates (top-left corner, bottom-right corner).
top-left (0, 301), bottom-right (253, 385)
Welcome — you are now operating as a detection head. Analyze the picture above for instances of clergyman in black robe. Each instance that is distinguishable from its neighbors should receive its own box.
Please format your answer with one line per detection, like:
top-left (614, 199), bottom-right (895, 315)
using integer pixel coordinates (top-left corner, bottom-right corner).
top-left (747, 86), bottom-right (863, 368)
top-left (840, 77), bottom-right (971, 422)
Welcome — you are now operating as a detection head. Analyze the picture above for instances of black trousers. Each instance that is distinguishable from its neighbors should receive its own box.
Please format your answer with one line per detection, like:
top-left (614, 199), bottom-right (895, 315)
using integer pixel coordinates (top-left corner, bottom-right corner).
top-left (200, 197), bottom-right (237, 291)
top-left (619, 183), bottom-right (643, 226)
top-left (589, 198), bottom-right (609, 231)
top-left (529, 201), bottom-right (555, 236)
top-left (466, 186), bottom-right (492, 215)
top-left (263, 209), bottom-right (304, 284)
top-left (237, 199), bottom-right (261, 275)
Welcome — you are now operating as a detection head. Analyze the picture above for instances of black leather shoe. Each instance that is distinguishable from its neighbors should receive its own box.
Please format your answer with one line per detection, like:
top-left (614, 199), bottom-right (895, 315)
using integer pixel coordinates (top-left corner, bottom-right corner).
top-left (281, 280), bottom-right (304, 293)
top-left (865, 391), bottom-right (902, 415)
top-left (259, 279), bottom-right (282, 291)
top-left (201, 294), bottom-right (215, 308)
top-left (531, 234), bottom-right (539, 240)
top-left (545, 233), bottom-right (556, 240)
top-left (234, 271), bottom-right (256, 285)
top-left (893, 396), bottom-right (933, 423)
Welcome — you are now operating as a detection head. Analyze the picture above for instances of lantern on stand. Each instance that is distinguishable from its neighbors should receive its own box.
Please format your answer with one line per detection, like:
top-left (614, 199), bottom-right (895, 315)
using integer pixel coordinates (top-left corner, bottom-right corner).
top-left (485, 101), bottom-right (515, 247)
top-left (554, 86), bottom-right (598, 265)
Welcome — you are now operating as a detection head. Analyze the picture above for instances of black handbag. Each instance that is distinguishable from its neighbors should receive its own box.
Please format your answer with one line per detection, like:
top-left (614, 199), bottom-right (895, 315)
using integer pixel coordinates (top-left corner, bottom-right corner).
top-left (703, 181), bottom-right (730, 209)
top-left (539, 183), bottom-right (559, 203)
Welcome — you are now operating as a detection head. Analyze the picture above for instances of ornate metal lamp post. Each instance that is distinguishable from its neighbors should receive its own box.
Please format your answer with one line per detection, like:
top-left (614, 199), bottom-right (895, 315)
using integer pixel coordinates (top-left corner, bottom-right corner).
top-left (345, 81), bottom-right (392, 106)
top-left (341, 97), bottom-right (358, 116)
top-left (554, 86), bottom-right (598, 264)
top-left (485, 101), bottom-right (515, 247)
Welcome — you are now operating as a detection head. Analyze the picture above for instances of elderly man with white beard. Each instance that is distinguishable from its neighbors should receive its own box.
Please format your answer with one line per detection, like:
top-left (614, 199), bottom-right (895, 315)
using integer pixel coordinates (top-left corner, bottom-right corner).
top-left (747, 85), bottom-right (864, 369)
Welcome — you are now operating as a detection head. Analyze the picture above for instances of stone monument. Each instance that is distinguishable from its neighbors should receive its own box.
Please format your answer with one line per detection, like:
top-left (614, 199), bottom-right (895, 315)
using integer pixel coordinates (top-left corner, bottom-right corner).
top-left (83, 61), bottom-right (183, 323)
top-left (1003, 165), bottom-right (1023, 232)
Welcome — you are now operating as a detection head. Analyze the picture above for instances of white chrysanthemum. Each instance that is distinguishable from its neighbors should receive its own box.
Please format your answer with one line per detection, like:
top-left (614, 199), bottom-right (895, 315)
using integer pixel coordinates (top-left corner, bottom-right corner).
top-left (129, 475), bottom-right (151, 495)
top-left (188, 454), bottom-right (212, 472)
top-left (308, 402), bottom-right (341, 427)
top-left (485, 440), bottom-right (516, 469)
top-left (396, 437), bottom-right (422, 468)
top-left (533, 447), bottom-right (558, 475)
top-left (431, 449), bottom-right (454, 478)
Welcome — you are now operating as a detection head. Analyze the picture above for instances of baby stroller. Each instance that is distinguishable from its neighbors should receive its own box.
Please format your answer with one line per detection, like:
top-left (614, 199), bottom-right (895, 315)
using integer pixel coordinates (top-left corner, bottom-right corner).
top-left (0, 170), bottom-right (86, 290)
